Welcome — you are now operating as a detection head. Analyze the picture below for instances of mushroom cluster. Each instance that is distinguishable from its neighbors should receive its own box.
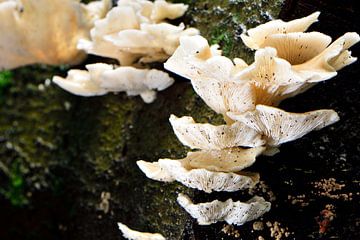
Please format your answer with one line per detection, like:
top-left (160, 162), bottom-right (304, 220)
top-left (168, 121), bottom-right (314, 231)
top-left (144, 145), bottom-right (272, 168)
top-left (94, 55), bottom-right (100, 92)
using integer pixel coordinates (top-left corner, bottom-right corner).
top-left (137, 12), bottom-right (359, 228)
top-left (53, 0), bottom-right (199, 103)
top-left (0, 0), bottom-right (111, 70)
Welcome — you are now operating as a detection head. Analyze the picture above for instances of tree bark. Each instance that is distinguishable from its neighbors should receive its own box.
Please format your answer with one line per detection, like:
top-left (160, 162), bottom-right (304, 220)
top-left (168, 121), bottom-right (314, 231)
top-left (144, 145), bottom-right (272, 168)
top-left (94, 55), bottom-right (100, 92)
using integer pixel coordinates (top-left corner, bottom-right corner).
top-left (0, 0), bottom-right (359, 239)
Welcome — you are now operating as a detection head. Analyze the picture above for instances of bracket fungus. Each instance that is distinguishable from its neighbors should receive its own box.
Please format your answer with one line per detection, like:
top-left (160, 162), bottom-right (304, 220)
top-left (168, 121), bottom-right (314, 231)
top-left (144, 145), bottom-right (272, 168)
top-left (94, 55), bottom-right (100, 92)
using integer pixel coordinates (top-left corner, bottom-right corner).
top-left (137, 12), bottom-right (358, 228)
top-left (54, 0), bottom-right (197, 103)
top-left (118, 222), bottom-right (165, 240)
top-left (165, 13), bottom-right (359, 116)
top-left (240, 11), bottom-right (321, 50)
top-left (165, 36), bottom-right (254, 120)
top-left (0, 0), bottom-right (111, 70)
top-left (169, 115), bottom-right (265, 149)
top-left (241, 12), bottom-right (360, 82)
top-left (177, 193), bottom-right (271, 226)
top-left (138, 113), bottom-right (264, 192)
top-left (227, 105), bottom-right (340, 147)
top-left (137, 159), bottom-right (259, 193)
top-left (53, 63), bottom-right (174, 103)
top-left (78, 0), bottom-right (199, 65)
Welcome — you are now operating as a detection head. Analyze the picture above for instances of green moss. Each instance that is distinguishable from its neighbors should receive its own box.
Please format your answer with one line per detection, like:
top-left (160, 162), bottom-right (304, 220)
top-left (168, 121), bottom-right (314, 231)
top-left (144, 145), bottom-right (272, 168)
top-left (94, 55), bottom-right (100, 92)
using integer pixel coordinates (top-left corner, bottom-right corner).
top-left (180, 0), bottom-right (284, 62)
top-left (0, 71), bottom-right (12, 100)
top-left (0, 71), bottom-right (12, 88)
top-left (0, 159), bottom-right (29, 207)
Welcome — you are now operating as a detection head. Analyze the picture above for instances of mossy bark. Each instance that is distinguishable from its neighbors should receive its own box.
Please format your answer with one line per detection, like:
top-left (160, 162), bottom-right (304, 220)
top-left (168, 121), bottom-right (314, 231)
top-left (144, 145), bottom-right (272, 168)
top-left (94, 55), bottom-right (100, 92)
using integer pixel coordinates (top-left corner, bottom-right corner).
top-left (1, 0), bottom-right (360, 239)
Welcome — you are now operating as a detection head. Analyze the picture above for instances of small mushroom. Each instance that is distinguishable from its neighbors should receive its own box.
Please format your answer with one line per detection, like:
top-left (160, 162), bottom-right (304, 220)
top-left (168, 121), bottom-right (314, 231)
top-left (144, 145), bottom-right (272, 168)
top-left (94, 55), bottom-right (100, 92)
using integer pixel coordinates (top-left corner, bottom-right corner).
top-left (53, 63), bottom-right (174, 103)
top-left (0, 0), bottom-right (111, 70)
top-left (137, 159), bottom-right (259, 193)
top-left (118, 222), bottom-right (166, 240)
top-left (227, 105), bottom-right (339, 147)
top-left (169, 115), bottom-right (265, 149)
top-left (177, 193), bottom-right (271, 226)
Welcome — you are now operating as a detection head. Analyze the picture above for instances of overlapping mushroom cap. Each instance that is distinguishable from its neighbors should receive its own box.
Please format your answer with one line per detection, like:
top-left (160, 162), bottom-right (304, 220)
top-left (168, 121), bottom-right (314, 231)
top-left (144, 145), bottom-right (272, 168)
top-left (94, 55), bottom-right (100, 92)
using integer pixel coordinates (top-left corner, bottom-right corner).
top-left (227, 105), bottom-right (340, 147)
top-left (78, 0), bottom-right (199, 65)
top-left (241, 12), bottom-right (359, 81)
top-left (165, 36), bottom-right (256, 119)
top-left (137, 114), bottom-right (265, 192)
top-left (177, 193), bottom-right (271, 226)
top-left (137, 159), bottom-right (259, 193)
top-left (53, 63), bottom-right (174, 103)
top-left (169, 115), bottom-right (265, 149)
top-left (0, 0), bottom-right (111, 70)
top-left (240, 12), bottom-right (321, 50)
top-left (165, 13), bottom-right (358, 120)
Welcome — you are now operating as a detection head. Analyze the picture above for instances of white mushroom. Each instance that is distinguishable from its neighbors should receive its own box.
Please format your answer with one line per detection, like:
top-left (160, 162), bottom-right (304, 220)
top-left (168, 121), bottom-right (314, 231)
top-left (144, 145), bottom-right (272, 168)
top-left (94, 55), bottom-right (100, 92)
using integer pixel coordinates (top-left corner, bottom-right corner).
top-left (105, 22), bottom-right (199, 64)
top-left (118, 222), bottom-right (166, 240)
top-left (240, 11), bottom-right (320, 50)
top-left (182, 148), bottom-right (265, 172)
top-left (234, 47), bottom-right (306, 106)
top-left (164, 36), bottom-right (255, 121)
top-left (0, 0), bottom-right (111, 70)
top-left (260, 32), bottom-right (332, 65)
top-left (78, 0), bottom-right (198, 65)
top-left (227, 105), bottom-right (339, 147)
top-left (294, 32), bottom-right (360, 82)
top-left (240, 12), bottom-right (359, 81)
top-left (53, 63), bottom-right (174, 103)
top-left (177, 193), bottom-right (271, 225)
top-left (137, 158), bottom-right (260, 193)
top-left (169, 115), bottom-right (265, 149)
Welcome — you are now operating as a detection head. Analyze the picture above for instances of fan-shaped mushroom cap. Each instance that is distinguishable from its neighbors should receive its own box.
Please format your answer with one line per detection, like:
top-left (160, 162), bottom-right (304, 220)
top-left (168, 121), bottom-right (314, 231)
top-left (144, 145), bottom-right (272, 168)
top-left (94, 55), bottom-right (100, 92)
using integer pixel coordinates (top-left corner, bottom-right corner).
top-left (78, 0), bottom-right (198, 66)
top-left (177, 193), bottom-right (271, 225)
top-left (241, 11), bottom-right (320, 50)
top-left (227, 105), bottom-right (339, 147)
top-left (118, 222), bottom-right (166, 240)
top-left (53, 63), bottom-right (174, 103)
top-left (169, 115), bottom-right (265, 149)
top-left (294, 32), bottom-right (360, 82)
top-left (0, 0), bottom-right (111, 70)
top-left (261, 32), bottom-right (332, 65)
top-left (137, 157), bottom-right (260, 193)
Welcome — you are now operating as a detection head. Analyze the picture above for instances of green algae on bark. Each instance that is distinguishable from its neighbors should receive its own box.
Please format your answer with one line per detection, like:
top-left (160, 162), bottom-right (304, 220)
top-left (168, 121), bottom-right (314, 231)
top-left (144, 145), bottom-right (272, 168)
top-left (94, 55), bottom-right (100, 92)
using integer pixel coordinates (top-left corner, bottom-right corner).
top-left (178, 0), bottom-right (285, 61)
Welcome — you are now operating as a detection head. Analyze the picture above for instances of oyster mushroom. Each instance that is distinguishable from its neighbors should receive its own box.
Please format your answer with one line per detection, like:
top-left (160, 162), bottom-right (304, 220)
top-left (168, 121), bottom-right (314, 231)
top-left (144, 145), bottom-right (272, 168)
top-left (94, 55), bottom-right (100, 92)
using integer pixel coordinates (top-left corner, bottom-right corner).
top-left (53, 63), bottom-right (174, 103)
top-left (227, 105), bottom-right (339, 147)
top-left (240, 11), bottom-right (320, 50)
top-left (165, 36), bottom-right (255, 121)
top-left (78, 0), bottom-right (198, 65)
top-left (241, 12), bottom-right (359, 81)
top-left (0, 0), bottom-right (111, 70)
top-left (177, 193), bottom-right (271, 226)
top-left (137, 158), bottom-right (260, 193)
top-left (169, 115), bottom-right (265, 149)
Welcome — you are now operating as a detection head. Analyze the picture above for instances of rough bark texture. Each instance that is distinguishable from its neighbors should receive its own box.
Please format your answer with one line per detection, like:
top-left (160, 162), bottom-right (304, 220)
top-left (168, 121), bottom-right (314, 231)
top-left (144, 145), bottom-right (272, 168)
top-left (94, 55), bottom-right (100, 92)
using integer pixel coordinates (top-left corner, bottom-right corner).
top-left (0, 0), bottom-right (359, 239)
